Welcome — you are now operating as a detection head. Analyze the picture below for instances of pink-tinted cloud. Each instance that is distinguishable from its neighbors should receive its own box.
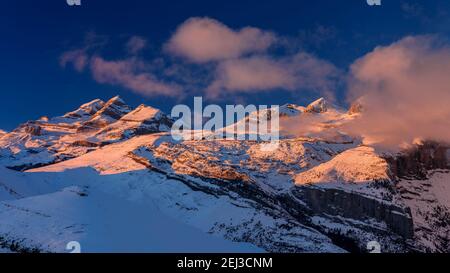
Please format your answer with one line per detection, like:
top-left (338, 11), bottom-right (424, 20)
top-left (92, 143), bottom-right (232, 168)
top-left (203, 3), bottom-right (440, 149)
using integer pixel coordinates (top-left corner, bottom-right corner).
top-left (61, 24), bottom-right (340, 100)
top-left (206, 53), bottom-right (341, 99)
top-left (344, 36), bottom-right (450, 148)
top-left (60, 32), bottom-right (108, 72)
top-left (165, 17), bottom-right (276, 63)
top-left (61, 34), bottom-right (182, 98)
top-left (60, 49), bottom-right (88, 72)
top-left (90, 56), bottom-right (182, 97)
top-left (126, 36), bottom-right (147, 55)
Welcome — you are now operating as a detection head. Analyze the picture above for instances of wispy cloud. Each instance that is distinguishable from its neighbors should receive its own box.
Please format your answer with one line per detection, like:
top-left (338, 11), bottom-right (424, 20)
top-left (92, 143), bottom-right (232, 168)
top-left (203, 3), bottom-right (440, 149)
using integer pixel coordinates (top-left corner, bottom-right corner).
top-left (61, 18), bottom-right (341, 100)
top-left (165, 17), bottom-right (276, 63)
top-left (126, 36), bottom-right (147, 55)
top-left (279, 25), bottom-right (340, 53)
top-left (61, 33), bottom-right (182, 97)
top-left (60, 49), bottom-right (88, 72)
top-left (401, 2), bottom-right (424, 18)
top-left (59, 31), bottom-right (107, 72)
top-left (207, 53), bottom-right (341, 99)
top-left (90, 56), bottom-right (182, 97)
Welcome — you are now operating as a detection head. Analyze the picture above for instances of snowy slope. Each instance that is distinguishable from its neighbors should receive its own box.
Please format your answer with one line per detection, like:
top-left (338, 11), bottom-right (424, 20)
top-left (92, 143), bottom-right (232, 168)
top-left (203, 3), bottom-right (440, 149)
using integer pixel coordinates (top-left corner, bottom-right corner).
top-left (295, 146), bottom-right (391, 190)
top-left (27, 134), bottom-right (347, 253)
top-left (0, 185), bottom-right (262, 253)
top-left (0, 167), bottom-right (60, 201)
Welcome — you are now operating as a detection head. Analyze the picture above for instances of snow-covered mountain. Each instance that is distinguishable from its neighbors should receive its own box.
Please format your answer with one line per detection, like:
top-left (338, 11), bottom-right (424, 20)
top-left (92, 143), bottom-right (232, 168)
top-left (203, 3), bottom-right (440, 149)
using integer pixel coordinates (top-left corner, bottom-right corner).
top-left (0, 96), bottom-right (172, 171)
top-left (0, 96), bottom-right (449, 253)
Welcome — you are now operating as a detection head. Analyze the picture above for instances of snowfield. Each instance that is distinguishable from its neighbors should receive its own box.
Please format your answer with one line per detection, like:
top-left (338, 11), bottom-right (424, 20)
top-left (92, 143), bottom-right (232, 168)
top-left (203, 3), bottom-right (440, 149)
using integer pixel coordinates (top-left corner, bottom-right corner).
top-left (296, 146), bottom-right (391, 185)
top-left (0, 185), bottom-right (262, 253)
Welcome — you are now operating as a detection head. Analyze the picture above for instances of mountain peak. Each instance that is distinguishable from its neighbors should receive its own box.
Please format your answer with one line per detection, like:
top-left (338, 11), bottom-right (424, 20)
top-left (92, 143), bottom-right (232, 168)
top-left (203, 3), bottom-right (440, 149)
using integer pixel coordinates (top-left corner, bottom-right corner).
top-left (93, 96), bottom-right (130, 119)
top-left (94, 103), bottom-right (172, 141)
top-left (81, 98), bottom-right (105, 109)
top-left (77, 96), bottom-right (131, 132)
top-left (348, 100), bottom-right (364, 115)
top-left (305, 98), bottom-right (328, 113)
top-left (278, 103), bottom-right (305, 117)
top-left (63, 98), bottom-right (106, 120)
top-left (120, 104), bottom-right (163, 122)
top-left (107, 95), bottom-right (125, 105)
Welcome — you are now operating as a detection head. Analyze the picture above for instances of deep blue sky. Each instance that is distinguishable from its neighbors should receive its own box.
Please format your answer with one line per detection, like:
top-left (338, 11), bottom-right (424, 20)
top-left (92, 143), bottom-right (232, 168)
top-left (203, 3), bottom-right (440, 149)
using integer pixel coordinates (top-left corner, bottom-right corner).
top-left (0, 0), bottom-right (449, 130)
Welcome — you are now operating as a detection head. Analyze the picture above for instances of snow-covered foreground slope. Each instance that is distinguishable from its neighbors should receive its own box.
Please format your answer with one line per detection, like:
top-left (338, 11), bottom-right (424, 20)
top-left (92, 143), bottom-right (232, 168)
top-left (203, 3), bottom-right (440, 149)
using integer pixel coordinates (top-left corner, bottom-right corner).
top-left (1, 96), bottom-right (449, 253)
top-left (0, 185), bottom-right (261, 253)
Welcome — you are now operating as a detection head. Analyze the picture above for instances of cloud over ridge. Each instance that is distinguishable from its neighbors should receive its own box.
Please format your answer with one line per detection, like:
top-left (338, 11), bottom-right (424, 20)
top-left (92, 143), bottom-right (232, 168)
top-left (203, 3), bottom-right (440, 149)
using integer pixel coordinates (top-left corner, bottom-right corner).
top-left (345, 36), bottom-right (450, 148)
top-left (90, 56), bottom-right (182, 98)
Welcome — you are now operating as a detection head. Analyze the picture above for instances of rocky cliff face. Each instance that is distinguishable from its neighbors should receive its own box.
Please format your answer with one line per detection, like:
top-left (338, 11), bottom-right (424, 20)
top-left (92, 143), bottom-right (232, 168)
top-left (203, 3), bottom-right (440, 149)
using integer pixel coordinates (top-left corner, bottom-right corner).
top-left (19, 123), bottom-right (42, 136)
top-left (296, 186), bottom-right (414, 239)
top-left (386, 142), bottom-right (450, 180)
top-left (383, 142), bottom-right (450, 252)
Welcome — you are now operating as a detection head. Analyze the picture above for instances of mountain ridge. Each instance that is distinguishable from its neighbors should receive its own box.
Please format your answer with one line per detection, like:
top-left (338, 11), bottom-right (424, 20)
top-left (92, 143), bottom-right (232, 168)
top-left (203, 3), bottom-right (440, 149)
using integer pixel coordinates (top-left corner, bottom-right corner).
top-left (0, 96), bottom-right (449, 253)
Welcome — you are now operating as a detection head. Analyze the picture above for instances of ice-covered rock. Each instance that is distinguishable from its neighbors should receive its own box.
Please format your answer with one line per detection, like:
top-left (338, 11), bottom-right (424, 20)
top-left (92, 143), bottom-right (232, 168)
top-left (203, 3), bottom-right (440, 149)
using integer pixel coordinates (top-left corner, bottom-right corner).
top-left (77, 96), bottom-right (131, 132)
top-left (305, 98), bottom-right (328, 113)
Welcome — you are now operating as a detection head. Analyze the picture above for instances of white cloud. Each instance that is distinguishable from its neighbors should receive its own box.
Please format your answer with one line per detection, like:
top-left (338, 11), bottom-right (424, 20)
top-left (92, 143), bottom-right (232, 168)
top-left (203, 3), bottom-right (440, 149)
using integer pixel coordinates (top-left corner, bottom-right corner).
top-left (165, 17), bottom-right (276, 63)
top-left (206, 53), bottom-right (341, 99)
top-left (61, 20), bottom-right (341, 100)
top-left (344, 36), bottom-right (450, 148)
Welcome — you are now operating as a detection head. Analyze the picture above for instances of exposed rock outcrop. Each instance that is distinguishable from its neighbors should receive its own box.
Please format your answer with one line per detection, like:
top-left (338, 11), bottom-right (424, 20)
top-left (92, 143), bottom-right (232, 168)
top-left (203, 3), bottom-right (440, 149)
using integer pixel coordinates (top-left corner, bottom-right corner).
top-left (77, 96), bottom-right (131, 132)
top-left (348, 101), bottom-right (363, 115)
top-left (63, 99), bottom-right (105, 120)
top-left (305, 98), bottom-right (328, 113)
top-left (294, 186), bottom-right (415, 239)
top-left (18, 123), bottom-right (42, 136)
top-left (386, 142), bottom-right (450, 180)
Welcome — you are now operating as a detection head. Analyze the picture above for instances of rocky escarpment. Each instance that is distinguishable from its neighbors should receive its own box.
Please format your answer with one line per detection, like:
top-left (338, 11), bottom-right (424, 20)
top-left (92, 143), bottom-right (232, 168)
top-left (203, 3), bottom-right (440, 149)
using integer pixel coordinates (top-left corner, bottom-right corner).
top-left (16, 122), bottom-right (42, 136)
top-left (387, 142), bottom-right (450, 180)
top-left (385, 142), bottom-right (450, 252)
top-left (293, 186), bottom-right (414, 239)
top-left (287, 142), bottom-right (450, 247)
